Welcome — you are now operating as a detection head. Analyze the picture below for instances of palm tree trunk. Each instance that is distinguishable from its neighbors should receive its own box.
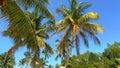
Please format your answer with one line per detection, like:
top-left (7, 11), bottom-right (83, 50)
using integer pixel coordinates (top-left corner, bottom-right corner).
top-left (35, 47), bottom-right (44, 68)
top-left (64, 42), bottom-right (73, 68)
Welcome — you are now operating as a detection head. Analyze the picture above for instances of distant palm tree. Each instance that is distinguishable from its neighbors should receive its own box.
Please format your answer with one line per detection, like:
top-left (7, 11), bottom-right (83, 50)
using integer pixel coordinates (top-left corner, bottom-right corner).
top-left (47, 65), bottom-right (53, 68)
top-left (0, 53), bottom-right (15, 68)
top-left (51, 0), bottom-right (104, 67)
top-left (0, 0), bottom-right (54, 67)
top-left (19, 50), bottom-right (31, 68)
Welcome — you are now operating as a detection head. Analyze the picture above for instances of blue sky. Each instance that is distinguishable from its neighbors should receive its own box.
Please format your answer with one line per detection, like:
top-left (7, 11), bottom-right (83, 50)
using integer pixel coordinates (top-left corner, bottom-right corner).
top-left (0, 0), bottom-right (120, 67)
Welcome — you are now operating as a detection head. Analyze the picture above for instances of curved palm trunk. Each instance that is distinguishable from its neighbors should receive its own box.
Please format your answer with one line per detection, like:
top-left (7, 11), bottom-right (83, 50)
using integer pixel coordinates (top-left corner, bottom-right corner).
top-left (64, 42), bottom-right (73, 68)
top-left (35, 47), bottom-right (44, 68)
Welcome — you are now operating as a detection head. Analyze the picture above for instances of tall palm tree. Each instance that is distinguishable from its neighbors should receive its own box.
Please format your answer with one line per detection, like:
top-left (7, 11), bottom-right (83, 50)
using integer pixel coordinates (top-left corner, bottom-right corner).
top-left (3, 10), bottom-right (53, 68)
top-left (0, 52), bottom-right (15, 68)
top-left (51, 0), bottom-right (104, 67)
top-left (0, 0), bottom-right (54, 66)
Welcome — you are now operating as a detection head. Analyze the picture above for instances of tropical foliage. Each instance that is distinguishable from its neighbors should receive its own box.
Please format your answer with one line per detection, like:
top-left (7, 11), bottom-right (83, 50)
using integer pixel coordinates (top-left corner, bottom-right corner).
top-left (59, 42), bottom-right (120, 68)
top-left (0, 0), bottom-right (54, 68)
top-left (0, 0), bottom-right (106, 68)
top-left (0, 52), bottom-right (15, 68)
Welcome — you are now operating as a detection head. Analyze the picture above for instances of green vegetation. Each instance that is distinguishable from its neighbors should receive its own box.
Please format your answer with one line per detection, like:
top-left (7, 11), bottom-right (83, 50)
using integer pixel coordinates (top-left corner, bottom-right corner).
top-left (0, 42), bottom-right (120, 68)
top-left (58, 42), bottom-right (120, 68)
top-left (0, 53), bottom-right (15, 68)
top-left (0, 0), bottom-right (119, 68)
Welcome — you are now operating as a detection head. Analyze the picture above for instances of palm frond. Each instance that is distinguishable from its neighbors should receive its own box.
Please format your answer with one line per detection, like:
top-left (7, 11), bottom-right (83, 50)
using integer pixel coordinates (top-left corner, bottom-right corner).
top-left (5, 40), bottom-right (26, 61)
top-left (78, 12), bottom-right (99, 23)
top-left (36, 25), bottom-right (49, 39)
top-left (1, 1), bottom-right (38, 50)
top-left (18, 0), bottom-right (49, 7)
top-left (56, 4), bottom-right (70, 16)
top-left (43, 43), bottom-right (54, 59)
top-left (89, 32), bottom-right (101, 45)
top-left (35, 2), bottom-right (54, 21)
top-left (82, 22), bottom-right (104, 34)
top-left (83, 27), bottom-right (101, 45)
top-left (17, 0), bottom-right (54, 22)
top-left (71, 0), bottom-right (76, 11)
top-left (77, 2), bottom-right (92, 12)
top-left (51, 25), bottom-right (67, 39)
top-left (80, 31), bottom-right (89, 48)
top-left (58, 27), bottom-right (71, 55)
top-left (95, 24), bottom-right (104, 34)
top-left (2, 1), bottom-right (35, 35)
top-left (50, 18), bottom-right (70, 39)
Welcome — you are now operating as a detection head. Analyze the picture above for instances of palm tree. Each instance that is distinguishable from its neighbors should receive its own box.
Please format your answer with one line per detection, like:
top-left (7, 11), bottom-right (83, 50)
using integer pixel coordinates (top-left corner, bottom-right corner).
top-left (0, 52), bottom-right (15, 68)
top-left (0, 0), bottom-right (54, 67)
top-left (51, 0), bottom-right (104, 67)
top-left (19, 48), bottom-right (53, 68)
top-left (3, 10), bottom-right (53, 68)
top-left (19, 50), bottom-right (32, 68)
top-left (47, 65), bottom-right (53, 68)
